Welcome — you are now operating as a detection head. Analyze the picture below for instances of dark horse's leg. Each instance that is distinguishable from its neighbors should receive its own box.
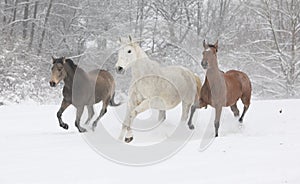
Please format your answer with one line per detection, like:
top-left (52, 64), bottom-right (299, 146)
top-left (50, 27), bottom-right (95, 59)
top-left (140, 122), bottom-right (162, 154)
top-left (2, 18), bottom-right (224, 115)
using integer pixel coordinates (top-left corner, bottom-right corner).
top-left (230, 103), bottom-right (240, 117)
top-left (84, 105), bottom-right (95, 125)
top-left (187, 104), bottom-right (197, 130)
top-left (57, 99), bottom-right (71, 130)
top-left (214, 106), bottom-right (222, 137)
top-left (92, 99), bottom-right (109, 131)
top-left (158, 110), bottom-right (166, 122)
top-left (75, 106), bottom-right (87, 133)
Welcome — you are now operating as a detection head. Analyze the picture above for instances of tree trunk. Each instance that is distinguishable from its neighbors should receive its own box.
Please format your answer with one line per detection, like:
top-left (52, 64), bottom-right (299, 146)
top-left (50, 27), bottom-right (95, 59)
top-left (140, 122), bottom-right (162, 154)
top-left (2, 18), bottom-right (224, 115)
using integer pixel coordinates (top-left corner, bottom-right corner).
top-left (10, 0), bottom-right (19, 37)
top-left (37, 0), bottom-right (53, 55)
top-left (28, 0), bottom-right (38, 50)
top-left (23, 0), bottom-right (30, 39)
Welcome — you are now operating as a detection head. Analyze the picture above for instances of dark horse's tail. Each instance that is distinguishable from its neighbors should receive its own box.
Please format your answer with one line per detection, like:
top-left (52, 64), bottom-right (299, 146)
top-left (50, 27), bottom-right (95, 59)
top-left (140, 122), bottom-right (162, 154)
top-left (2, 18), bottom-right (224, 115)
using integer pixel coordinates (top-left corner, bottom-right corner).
top-left (109, 93), bottom-right (121, 106)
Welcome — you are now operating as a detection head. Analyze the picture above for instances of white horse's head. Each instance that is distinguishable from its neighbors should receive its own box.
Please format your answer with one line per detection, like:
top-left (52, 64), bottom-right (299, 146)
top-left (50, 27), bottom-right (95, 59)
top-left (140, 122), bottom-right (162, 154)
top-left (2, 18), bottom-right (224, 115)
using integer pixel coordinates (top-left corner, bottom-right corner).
top-left (115, 36), bottom-right (139, 74)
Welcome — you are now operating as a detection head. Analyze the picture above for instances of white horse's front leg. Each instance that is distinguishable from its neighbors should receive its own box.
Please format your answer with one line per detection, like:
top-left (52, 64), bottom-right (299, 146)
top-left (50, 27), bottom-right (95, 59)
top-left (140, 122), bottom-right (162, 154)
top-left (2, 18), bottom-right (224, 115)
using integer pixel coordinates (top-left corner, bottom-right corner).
top-left (124, 99), bottom-right (151, 143)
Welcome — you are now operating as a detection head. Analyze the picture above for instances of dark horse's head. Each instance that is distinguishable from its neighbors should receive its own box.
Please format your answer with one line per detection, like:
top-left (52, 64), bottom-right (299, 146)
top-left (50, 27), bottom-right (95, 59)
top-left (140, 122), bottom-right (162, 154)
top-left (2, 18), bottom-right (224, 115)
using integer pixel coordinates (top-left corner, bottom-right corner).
top-left (49, 57), bottom-right (67, 87)
top-left (201, 40), bottom-right (218, 69)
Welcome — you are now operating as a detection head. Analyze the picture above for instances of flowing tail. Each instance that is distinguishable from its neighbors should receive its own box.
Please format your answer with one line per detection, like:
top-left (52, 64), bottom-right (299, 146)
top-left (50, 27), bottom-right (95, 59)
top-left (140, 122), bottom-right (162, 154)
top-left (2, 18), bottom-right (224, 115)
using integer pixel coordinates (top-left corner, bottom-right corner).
top-left (109, 93), bottom-right (121, 106)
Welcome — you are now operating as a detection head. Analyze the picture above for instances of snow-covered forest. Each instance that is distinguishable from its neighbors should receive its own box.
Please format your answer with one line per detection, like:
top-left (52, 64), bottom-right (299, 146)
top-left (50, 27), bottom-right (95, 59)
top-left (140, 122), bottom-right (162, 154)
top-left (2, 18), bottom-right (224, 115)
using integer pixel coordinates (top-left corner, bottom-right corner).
top-left (0, 0), bottom-right (300, 104)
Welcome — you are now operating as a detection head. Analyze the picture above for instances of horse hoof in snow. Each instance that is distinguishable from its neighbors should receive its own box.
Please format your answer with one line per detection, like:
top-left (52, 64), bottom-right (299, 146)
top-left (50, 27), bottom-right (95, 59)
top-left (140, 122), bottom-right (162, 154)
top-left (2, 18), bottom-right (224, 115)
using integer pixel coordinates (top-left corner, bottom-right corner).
top-left (125, 137), bottom-right (133, 143)
top-left (188, 124), bottom-right (195, 130)
top-left (60, 123), bottom-right (69, 130)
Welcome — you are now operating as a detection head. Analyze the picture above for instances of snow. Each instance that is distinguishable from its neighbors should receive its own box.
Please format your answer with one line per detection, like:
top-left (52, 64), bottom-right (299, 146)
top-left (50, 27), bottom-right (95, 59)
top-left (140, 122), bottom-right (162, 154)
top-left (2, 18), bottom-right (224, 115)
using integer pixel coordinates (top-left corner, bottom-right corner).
top-left (1, 99), bottom-right (300, 184)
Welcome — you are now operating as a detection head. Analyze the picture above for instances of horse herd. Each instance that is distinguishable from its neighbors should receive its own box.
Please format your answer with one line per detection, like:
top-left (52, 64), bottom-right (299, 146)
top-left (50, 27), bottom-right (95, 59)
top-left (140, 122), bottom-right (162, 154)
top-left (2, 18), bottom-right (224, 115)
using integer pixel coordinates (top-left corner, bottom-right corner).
top-left (49, 36), bottom-right (252, 143)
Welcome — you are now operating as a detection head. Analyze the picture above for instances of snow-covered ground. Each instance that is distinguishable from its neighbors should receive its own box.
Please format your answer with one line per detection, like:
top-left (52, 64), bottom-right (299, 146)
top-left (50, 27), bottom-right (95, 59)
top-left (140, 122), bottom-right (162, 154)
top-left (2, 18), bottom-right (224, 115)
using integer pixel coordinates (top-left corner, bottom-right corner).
top-left (1, 99), bottom-right (300, 184)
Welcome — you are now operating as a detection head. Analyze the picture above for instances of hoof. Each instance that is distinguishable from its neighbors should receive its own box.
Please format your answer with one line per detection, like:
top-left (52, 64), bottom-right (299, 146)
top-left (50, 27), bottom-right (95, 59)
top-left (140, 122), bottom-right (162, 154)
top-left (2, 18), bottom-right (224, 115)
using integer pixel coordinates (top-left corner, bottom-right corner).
top-left (188, 124), bottom-right (195, 130)
top-left (78, 127), bottom-right (87, 133)
top-left (60, 123), bottom-right (69, 130)
top-left (91, 125), bottom-right (96, 132)
top-left (215, 133), bottom-right (218, 137)
top-left (239, 118), bottom-right (243, 123)
top-left (124, 137), bottom-right (133, 143)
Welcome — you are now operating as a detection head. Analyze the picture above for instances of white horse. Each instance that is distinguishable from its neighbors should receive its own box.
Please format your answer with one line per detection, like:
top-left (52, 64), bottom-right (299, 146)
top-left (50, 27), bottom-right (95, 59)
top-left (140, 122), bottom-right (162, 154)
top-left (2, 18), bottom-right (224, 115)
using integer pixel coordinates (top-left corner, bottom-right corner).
top-left (115, 36), bottom-right (200, 143)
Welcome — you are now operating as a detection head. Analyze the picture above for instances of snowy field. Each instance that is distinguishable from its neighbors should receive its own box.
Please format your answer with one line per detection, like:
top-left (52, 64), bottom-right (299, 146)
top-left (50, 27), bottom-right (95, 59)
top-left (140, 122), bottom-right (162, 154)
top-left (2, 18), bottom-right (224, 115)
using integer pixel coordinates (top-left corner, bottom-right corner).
top-left (1, 99), bottom-right (300, 184)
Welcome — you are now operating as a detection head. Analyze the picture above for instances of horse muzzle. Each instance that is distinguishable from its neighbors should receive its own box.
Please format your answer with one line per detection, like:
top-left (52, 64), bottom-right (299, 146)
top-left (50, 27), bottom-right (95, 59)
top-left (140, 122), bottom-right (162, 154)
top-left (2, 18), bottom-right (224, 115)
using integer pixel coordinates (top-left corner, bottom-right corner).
top-left (49, 81), bottom-right (57, 87)
top-left (116, 66), bottom-right (125, 74)
top-left (201, 61), bottom-right (208, 69)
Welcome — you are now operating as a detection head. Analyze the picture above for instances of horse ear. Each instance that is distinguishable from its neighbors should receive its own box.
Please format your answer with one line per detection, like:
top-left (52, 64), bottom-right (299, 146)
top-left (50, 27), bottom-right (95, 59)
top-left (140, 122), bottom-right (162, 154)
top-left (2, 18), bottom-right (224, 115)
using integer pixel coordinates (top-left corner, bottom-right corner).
top-left (118, 37), bottom-right (122, 44)
top-left (214, 40), bottom-right (219, 51)
top-left (203, 40), bottom-right (208, 49)
top-left (51, 56), bottom-right (55, 63)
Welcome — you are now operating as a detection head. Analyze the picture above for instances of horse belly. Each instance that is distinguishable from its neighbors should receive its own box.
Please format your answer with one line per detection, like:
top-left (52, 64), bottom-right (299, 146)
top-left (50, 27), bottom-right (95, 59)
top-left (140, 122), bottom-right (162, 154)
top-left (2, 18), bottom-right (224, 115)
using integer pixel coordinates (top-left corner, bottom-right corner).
top-left (130, 76), bottom-right (181, 110)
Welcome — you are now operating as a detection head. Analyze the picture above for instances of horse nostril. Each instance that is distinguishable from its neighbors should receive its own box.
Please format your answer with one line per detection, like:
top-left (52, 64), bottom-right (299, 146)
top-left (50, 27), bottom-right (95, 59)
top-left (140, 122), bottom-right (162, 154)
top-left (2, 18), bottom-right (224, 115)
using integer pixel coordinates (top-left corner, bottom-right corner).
top-left (116, 66), bottom-right (124, 74)
top-left (49, 81), bottom-right (56, 87)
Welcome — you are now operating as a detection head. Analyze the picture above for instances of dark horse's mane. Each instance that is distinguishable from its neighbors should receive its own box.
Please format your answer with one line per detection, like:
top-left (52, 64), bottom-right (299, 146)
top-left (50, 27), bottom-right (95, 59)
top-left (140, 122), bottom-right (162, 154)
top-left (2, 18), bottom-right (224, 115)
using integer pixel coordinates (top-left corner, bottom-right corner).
top-left (54, 57), bottom-right (77, 71)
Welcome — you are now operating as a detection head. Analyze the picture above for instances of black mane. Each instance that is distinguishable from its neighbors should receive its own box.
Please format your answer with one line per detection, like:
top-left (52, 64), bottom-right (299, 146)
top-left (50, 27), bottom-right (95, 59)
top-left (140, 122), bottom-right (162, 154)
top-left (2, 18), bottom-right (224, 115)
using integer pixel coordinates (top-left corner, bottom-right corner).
top-left (53, 57), bottom-right (77, 70)
top-left (208, 44), bottom-right (218, 52)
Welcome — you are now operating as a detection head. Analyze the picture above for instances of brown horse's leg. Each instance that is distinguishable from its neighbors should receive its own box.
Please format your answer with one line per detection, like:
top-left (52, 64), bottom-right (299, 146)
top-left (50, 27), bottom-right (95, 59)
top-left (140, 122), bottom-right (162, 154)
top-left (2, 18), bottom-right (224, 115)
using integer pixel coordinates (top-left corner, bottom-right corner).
top-left (239, 96), bottom-right (250, 123)
top-left (214, 106), bottom-right (222, 137)
top-left (239, 105), bottom-right (249, 123)
top-left (92, 99), bottom-right (109, 131)
top-left (84, 105), bottom-right (95, 125)
top-left (230, 103), bottom-right (240, 117)
top-left (57, 99), bottom-right (71, 130)
top-left (75, 106), bottom-right (87, 133)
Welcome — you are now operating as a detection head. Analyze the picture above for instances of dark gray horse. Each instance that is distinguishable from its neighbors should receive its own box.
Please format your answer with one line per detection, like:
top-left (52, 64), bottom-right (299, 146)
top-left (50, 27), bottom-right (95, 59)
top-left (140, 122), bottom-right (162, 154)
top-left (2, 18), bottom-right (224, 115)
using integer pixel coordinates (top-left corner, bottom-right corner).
top-left (49, 57), bottom-right (119, 132)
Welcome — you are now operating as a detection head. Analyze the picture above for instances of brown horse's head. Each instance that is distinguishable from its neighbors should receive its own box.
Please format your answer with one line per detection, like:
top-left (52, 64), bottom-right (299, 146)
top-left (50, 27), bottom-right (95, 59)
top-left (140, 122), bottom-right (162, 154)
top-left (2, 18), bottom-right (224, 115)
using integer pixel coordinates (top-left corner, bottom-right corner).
top-left (49, 57), bottom-right (67, 87)
top-left (201, 40), bottom-right (218, 69)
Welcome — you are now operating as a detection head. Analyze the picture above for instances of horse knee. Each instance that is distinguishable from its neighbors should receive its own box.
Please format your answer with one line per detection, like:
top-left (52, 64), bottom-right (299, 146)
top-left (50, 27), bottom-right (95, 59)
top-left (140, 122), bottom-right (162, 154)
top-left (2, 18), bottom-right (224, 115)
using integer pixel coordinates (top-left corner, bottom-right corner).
top-left (57, 111), bottom-right (62, 119)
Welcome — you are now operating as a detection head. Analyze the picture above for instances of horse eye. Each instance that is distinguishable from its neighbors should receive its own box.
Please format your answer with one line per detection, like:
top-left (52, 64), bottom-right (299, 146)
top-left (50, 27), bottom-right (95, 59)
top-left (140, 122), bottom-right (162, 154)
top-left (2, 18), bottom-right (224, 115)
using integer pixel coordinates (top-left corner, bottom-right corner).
top-left (128, 50), bottom-right (131, 54)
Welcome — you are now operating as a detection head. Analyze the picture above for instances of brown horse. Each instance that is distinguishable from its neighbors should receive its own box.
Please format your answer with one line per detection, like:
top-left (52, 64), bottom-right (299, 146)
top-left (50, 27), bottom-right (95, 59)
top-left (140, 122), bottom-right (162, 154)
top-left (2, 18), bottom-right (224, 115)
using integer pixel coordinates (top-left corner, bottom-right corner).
top-left (188, 40), bottom-right (251, 137)
top-left (49, 57), bottom-right (119, 132)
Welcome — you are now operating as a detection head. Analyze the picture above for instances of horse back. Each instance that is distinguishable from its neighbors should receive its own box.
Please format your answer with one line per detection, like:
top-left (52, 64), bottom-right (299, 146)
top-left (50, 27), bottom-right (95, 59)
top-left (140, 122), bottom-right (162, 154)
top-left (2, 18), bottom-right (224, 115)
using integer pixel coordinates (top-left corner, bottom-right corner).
top-left (88, 69), bottom-right (115, 101)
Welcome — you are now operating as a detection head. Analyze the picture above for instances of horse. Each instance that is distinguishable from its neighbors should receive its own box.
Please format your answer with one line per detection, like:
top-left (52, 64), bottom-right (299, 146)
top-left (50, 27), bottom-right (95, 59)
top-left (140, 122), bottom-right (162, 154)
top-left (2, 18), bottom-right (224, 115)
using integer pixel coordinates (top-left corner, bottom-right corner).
top-left (115, 36), bottom-right (201, 143)
top-left (188, 40), bottom-right (252, 137)
top-left (49, 57), bottom-right (119, 132)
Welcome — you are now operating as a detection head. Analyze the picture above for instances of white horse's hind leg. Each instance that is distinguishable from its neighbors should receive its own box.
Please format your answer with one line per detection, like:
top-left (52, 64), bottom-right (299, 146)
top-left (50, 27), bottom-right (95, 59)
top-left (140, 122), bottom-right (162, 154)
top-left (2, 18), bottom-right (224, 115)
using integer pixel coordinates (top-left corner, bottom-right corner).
top-left (158, 110), bottom-right (166, 122)
top-left (181, 102), bottom-right (192, 129)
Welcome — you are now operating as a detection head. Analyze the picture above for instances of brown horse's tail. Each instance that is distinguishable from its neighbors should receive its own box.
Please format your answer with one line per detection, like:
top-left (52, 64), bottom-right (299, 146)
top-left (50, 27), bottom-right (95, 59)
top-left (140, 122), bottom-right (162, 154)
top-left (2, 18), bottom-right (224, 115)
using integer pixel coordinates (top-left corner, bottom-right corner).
top-left (109, 92), bottom-right (121, 106)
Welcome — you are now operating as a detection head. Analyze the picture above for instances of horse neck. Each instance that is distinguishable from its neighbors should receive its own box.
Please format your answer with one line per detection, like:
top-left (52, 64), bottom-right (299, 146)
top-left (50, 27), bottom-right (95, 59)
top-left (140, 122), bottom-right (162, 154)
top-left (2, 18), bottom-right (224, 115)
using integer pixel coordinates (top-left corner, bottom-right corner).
top-left (207, 55), bottom-right (220, 74)
top-left (206, 55), bottom-right (224, 87)
top-left (63, 63), bottom-right (76, 88)
top-left (131, 46), bottom-right (159, 78)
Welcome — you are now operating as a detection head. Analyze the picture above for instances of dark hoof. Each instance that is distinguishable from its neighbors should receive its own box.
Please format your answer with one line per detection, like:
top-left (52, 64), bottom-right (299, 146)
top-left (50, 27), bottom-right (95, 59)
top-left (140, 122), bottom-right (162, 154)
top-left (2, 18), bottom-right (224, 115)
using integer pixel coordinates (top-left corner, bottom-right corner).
top-left (215, 133), bottom-right (218, 137)
top-left (78, 127), bottom-right (87, 133)
top-left (60, 123), bottom-right (69, 130)
top-left (188, 124), bottom-right (195, 130)
top-left (239, 118), bottom-right (243, 123)
top-left (124, 137), bottom-right (133, 143)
